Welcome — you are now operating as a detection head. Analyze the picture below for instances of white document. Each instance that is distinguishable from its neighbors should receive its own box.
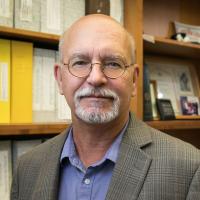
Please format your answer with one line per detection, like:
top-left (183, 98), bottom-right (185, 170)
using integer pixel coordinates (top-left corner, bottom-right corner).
top-left (15, 0), bottom-right (40, 31)
top-left (0, 141), bottom-right (12, 200)
top-left (0, 0), bottom-right (13, 27)
top-left (110, 0), bottom-right (124, 24)
top-left (63, 0), bottom-right (85, 30)
top-left (12, 139), bottom-right (42, 171)
top-left (0, 62), bottom-right (8, 101)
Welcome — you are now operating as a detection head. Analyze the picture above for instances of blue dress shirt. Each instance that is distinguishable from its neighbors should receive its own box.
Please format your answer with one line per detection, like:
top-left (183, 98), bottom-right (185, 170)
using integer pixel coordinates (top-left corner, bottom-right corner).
top-left (58, 122), bottom-right (128, 200)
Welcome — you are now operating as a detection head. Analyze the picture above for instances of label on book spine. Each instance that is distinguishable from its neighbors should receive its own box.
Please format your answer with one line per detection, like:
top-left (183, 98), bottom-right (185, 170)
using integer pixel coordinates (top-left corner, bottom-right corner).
top-left (0, 62), bottom-right (8, 101)
top-left (0, 0), bottom-right (10, 17)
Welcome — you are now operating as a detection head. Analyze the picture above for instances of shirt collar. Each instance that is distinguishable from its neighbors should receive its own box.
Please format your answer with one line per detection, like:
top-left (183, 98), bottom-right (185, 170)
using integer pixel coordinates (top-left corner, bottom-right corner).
top-left (60, 118), bottom-right (129, 166)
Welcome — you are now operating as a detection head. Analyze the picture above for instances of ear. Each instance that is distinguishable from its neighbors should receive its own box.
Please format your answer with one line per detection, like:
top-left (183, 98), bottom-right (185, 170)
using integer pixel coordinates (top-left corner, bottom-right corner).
top-left (54, 64), bottom-right (64, 94)
top-left (131, 64), bottom-right (139, 97)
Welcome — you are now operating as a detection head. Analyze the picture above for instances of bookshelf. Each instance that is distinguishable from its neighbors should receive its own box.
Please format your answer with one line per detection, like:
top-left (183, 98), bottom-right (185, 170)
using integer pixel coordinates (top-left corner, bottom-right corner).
top-left (144, 36), bottom-right (200, 59)
top-left (0, 0), bottom-right (200, 148)
top-left (0, 26), bottom-right (59, 49)
top-left (125, 0), bottom-right (200, 147)
top-left (0, 123), bottom-right (68, 136)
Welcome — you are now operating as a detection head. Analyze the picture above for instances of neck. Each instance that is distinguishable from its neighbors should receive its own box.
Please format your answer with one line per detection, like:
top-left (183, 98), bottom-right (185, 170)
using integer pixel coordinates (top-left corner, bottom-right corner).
top-left (71, 113), bottom-right (129, 168)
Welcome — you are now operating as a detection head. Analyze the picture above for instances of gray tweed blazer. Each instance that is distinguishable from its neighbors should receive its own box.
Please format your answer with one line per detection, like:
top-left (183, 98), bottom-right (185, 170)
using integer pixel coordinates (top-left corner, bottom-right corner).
top-left (11, 113), bottom-right (200, 200)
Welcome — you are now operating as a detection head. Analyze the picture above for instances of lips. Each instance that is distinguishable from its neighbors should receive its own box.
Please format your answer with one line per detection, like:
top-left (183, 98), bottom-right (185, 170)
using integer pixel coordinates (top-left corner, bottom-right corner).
top-left (80, 95), bottom-right (114, 101)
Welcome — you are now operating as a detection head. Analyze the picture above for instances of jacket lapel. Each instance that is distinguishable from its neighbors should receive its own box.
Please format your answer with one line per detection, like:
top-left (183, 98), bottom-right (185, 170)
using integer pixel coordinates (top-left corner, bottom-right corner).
top-left (31, 129), bottom-right (69, 200)
top-left (106, 114), bottom-right (152, 200)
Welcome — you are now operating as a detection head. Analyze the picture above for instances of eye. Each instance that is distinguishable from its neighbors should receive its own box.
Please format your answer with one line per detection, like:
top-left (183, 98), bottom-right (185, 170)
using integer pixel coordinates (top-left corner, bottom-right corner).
top-left (71, 60), bottom-right (90, 68)
top-left (105, 61), bottom-right (123, 69)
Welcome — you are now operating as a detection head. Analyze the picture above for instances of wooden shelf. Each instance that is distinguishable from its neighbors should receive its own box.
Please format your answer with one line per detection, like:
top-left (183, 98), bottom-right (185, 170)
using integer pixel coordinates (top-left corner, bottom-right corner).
top-left (0, 122), bottom-right (69, 136)
top-left (0, 26), bottom-right (60, 45)
top-left (147, 120), bottom-right (200, 131)
top-left (144, 36), bottom-right (200, 59)
top-left (0, 120), bottom-right (199, 136)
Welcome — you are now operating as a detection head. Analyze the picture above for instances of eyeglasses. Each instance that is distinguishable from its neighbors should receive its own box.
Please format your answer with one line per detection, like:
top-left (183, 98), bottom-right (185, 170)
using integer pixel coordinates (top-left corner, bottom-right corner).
top-left (63, 58), bottom-right (134, 79)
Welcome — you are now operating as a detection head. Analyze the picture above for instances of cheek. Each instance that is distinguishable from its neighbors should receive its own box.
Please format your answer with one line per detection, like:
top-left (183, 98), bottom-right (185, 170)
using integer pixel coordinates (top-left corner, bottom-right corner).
top-left (61, 75), bottom-right (83, 107)
top-left (112, 78), bottom-right (133, 104)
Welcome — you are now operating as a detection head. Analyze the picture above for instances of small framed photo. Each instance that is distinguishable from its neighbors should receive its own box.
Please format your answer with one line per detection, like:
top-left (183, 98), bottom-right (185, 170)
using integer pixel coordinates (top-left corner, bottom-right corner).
top-left (180, 96), bottom-right (200, 115)
top-left (156, 99), bottom-right (176, 120)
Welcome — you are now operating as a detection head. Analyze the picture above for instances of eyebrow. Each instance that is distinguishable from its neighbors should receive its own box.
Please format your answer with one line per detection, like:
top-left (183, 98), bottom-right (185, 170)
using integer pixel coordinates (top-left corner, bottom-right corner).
top-left (69, 53), bottom-right (90, 60)
top-left (68, 52), bottom-right (127, 63)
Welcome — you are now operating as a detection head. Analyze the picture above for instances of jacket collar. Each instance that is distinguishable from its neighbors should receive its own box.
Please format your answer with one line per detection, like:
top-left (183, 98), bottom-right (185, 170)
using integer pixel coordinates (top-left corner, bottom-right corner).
top-left (106, 113), bottom-right (153, 200)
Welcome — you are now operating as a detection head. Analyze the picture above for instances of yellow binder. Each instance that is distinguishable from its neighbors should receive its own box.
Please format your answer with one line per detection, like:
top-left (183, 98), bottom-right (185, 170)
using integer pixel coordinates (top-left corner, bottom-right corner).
top-left (0, 39), bottom-right (11, 123)
top-left (11, 41), bottom-right (33, 123)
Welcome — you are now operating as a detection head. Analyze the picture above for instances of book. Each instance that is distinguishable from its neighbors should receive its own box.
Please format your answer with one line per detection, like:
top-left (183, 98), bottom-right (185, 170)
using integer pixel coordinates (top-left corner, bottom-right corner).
top-left (110, 0), bottom-right (124, 24)
top-left (143, 63), bottom-right (153, 121)
top-left (85, 0), bottom-right (110, 15)
top-left (0, 0), bottom-right (13, 27)
top-left (33, 48), bottom-right (56, 122)
top-left (11, 41), bottom-right (33, 123)
top-left (86, 0), bottom-right (123, 24)
top-left (12, 139), bottom-right (42, 171)
top-left (41, 0), bottom-right (64, 34)
top-left (63, 0), bottom-right (85, 30)
top-left (0, 141), bottom-right (12, 200)
top-left (0, 39), bottom-right (11, 123)
top-left (14, 0), bottom-right (41, 32)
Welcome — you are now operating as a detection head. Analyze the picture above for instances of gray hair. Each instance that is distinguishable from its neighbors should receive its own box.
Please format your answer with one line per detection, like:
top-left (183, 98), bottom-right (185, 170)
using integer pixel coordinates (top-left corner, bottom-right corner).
top-left (58, 29), bottom-right (136, 64)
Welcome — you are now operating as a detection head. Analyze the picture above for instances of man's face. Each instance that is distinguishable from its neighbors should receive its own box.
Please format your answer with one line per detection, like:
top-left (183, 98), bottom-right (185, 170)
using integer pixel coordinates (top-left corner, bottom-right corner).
top-left (55, 18), bottom-right (137, 124)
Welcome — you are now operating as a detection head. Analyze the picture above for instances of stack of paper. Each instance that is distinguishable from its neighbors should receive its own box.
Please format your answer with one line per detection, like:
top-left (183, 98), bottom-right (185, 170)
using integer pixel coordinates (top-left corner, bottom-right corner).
top-left (0, 141), bottom-right (12, 200)
top-left (14, 0), bottom-right (41, 32)
top-left (0, 0), bottom-right (13, 27)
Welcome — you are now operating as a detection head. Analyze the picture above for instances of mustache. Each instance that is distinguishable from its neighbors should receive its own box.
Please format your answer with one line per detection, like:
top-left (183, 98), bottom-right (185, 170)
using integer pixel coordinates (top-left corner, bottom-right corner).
top-left (74, 87), bottom-right (119, 100)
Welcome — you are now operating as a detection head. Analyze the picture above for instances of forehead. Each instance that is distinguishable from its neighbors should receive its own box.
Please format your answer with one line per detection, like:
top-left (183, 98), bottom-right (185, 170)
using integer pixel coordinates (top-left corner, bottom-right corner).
top-left (62, 18), bottom-right (130, 60)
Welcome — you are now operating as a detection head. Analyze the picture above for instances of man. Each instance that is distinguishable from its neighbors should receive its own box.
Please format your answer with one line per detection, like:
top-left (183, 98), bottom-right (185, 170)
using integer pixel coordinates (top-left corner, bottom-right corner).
top-left (11, 14), bottom-right (200, 200)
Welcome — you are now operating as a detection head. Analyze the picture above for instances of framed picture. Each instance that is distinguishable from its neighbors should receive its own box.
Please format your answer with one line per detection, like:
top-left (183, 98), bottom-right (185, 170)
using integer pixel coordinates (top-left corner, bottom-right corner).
top-left (156, 99), bottom-right (176, 120)
top-left (180, 96), bottom-right (200, 115)
top-left (150, 80), bottom-right (159, 119)
top-left (147, 61), bottom-right (180, 115)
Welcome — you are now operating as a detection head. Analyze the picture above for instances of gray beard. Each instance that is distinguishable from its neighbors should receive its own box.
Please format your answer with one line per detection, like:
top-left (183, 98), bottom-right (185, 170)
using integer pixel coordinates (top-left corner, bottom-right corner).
top-left (74, 87), bottom-right (120, 124)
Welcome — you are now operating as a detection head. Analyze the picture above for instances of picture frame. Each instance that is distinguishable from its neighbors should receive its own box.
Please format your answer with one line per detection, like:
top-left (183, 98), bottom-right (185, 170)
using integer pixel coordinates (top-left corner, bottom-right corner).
top-left (156, 99), bottom-right (176, 120)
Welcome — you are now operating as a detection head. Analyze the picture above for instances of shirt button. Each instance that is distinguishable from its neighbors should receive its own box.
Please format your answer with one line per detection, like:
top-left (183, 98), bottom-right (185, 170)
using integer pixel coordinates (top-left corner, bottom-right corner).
top-left (84, 178), bottom-right (91, 185)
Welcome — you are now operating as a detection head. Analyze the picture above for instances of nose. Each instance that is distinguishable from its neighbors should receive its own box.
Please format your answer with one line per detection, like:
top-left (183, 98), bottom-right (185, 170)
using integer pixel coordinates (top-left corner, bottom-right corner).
top-left (86, 63), bottom-right (107, 86)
